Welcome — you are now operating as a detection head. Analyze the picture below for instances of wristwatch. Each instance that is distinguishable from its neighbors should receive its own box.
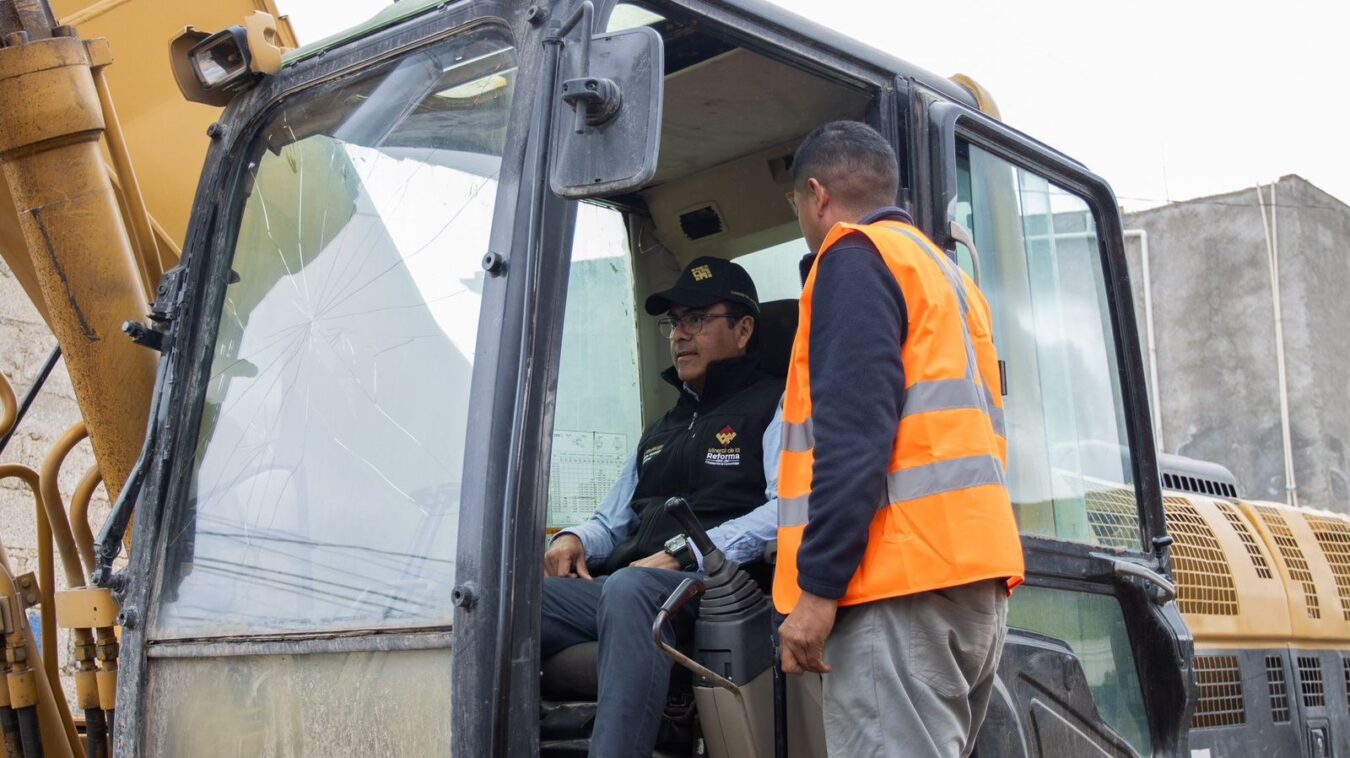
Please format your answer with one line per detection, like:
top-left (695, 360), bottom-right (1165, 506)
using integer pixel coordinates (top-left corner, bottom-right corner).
top-left (663, 533), bottom-right (698, 571)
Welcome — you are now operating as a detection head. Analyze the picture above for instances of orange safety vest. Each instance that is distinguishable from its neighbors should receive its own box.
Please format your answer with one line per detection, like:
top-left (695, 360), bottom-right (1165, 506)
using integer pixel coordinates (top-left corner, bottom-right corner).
top-left (773, 218), bottom-right (1024, 613)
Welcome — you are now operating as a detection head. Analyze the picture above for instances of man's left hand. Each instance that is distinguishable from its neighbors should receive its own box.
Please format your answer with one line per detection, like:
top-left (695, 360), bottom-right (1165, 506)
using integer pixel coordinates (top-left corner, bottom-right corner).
top-left (630, 551), bottom-right (681, 571)
top-left (779, 591), bottom-right (838, 675)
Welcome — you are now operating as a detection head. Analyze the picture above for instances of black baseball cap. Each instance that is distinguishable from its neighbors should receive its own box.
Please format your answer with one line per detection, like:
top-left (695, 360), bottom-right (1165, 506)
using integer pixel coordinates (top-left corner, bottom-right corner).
top-left (644, 256), bottom-right (760, 316)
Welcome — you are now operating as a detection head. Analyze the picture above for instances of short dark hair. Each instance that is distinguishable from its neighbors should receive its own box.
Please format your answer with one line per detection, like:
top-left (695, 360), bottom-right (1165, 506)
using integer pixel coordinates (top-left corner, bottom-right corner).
top-left (791, 121), bottom-right (898, 211)
top-left (716, 300), bottom-right (758, 351)
top-left (719, 300), bottom-right (755, 324)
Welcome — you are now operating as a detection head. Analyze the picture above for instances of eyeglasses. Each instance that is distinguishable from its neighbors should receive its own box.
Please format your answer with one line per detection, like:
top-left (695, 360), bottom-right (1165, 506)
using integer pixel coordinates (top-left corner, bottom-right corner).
top-left (657, 311), bottom-right (740, 339)
top-left (785, 191), bottom-right (798, 218)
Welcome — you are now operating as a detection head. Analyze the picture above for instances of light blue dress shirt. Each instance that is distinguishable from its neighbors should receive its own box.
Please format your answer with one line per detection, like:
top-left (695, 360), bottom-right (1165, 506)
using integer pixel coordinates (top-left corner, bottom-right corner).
top-left (557, 402), bottom-right (783, 571)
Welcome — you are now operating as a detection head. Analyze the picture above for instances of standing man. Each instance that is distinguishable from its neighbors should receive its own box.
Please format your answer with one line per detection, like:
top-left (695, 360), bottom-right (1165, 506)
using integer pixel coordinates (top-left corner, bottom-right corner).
top-left (542, 257), bottom-right (783, 758)
top-left (775, 121), bottom-right (1024, 757)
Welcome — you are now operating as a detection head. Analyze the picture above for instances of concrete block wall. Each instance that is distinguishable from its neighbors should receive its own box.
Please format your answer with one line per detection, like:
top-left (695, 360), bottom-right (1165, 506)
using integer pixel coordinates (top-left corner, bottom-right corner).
top-left (1, 255), bottom-right (112, 709)
top-left (1124, 175), bottom-right (1350, 511)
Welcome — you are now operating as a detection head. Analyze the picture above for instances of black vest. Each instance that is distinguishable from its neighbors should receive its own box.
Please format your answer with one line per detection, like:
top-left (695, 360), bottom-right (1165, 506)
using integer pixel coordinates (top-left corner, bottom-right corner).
top-left (602, 355), bottom-right (784, 574)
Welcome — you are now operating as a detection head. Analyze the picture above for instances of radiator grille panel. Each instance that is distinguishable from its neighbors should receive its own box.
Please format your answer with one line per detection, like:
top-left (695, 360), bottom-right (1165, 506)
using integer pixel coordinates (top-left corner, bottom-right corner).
top-left (1306, 515), bottom-right (1350, 621)
top-left (1298, 656), bottom-right (1326, 708)
top-left (1217, 502), bottom-right (1273, 579)
top-left (1255, 505), bottom-right (1320, 619)
top-left (1163, 497), bottom-right (1238, 616)
top-left (1267, 655), bottom-right (1290, 723)
top-left (1344, 657), bottom-right (1350, 717)
top-left (1191, 655), bottom-right (1245, 729)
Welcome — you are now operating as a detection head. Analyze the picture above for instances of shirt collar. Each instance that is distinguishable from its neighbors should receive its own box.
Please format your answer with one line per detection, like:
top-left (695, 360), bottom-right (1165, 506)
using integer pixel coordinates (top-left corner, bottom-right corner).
top-left (799, 206), bottom-right (916, 282)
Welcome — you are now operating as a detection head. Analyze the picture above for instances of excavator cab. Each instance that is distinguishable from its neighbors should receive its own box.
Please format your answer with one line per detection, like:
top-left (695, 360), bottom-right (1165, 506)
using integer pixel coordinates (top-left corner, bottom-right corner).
top-left (74, 0), bottom-right (1195, 754)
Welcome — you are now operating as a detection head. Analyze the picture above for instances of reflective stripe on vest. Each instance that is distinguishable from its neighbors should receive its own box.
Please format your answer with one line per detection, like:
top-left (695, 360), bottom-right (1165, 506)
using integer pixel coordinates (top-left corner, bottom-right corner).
top-left (779, 453), bottom-right (1005, 527)
top-left (781, 378), bottom-right (1005, 455)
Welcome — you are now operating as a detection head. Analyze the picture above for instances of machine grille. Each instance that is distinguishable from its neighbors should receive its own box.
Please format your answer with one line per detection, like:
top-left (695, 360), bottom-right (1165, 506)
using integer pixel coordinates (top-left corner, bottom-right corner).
top-left (1254, 505), bottom-right (1321, 619)
top-left (1162, 497), bottom-right (1238, 616)
top-left (1306, 515), bottom-right (1350, 621)
top-left (1267, 655), bottom-right (1291, 723)
top-left (1344, 657), bottom-right (1350, 716)
top-left (1191, 655), bottom-right (1246, 729)
top-left (1083, 488), bottom-right (1141, 550)
top-left (1161, 472), bottom-right (1237, 498)
top-left (1216, 502), bottom-right (1273, 579)
top-left (1298, 656), bottom-right (1326, 708)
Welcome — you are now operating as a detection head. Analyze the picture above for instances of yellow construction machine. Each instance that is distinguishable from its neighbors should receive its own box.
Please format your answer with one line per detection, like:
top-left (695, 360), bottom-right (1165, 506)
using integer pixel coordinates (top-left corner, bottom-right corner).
top-left (1, 0), bottom-right (1347, 756)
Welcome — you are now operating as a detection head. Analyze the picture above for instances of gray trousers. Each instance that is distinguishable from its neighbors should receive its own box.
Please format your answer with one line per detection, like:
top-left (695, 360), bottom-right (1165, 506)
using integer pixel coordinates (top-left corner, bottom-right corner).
top-left (822, 579), bottom-right (1009, 758)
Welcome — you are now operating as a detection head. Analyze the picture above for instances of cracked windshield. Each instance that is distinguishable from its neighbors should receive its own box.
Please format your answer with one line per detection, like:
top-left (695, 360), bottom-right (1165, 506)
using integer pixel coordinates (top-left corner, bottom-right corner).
top-left (154, 27), bottom-right (517, 637)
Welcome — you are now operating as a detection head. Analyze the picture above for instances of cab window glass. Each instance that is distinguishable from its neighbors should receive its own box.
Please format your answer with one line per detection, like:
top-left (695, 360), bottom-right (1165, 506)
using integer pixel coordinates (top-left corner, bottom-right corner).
top-left (957, 141), bottom-right (1138, 550)
top-left (154, 27), bottom-right (518, 637)
top-left (735, 237), bottom-right (809, 302)
top-left (547, 205), bottom-right (644, 532)
top-left (1007, 587), bottom-right (1151, 754)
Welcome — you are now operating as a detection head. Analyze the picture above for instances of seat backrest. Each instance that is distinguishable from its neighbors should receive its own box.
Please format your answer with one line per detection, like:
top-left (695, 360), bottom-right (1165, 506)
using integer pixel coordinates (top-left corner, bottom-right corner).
top-left (753, 299), bottom-right (799, 379)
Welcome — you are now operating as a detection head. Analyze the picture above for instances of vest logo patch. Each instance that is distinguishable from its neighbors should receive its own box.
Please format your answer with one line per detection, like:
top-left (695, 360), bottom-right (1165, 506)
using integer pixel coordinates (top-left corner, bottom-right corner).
top-left (691, 265), bottom-right (713, 281)
top-left (642, 444), bottom-right (664, 465)
top-left (715, 425), bottom-right (737, 446)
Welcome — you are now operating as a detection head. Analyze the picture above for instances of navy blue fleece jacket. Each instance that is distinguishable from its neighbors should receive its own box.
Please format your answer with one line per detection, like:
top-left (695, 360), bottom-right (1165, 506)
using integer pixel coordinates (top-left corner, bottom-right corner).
top-left (795, 207), bottom-right (910, 600)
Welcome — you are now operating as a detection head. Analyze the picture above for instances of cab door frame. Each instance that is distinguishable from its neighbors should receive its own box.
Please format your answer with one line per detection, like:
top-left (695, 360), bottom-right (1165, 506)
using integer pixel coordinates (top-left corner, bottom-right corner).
top-left (914, 87), bottom-right (1195, 755)
top-left (505, 0), bottom-right (910, 752)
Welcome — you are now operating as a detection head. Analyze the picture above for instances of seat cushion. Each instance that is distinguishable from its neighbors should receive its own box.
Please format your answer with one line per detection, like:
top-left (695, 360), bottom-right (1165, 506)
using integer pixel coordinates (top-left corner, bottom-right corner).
top-left (541, 641), bottom-right (600, 700)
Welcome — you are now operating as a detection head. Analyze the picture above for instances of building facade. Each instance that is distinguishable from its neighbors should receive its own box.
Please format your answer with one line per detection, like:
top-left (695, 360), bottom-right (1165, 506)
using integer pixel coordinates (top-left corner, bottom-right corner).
top-left (1123, 175), bottom-right (1350, 511)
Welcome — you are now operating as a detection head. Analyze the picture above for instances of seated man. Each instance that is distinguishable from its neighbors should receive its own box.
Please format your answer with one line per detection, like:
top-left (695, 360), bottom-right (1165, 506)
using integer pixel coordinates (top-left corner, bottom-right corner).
top-left (542, 256), bottom-right (783, 758)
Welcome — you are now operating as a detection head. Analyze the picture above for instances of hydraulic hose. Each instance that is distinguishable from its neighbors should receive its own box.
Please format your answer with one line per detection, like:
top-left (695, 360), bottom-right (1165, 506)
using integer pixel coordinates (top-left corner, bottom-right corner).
top-left (0, 347), bottom-right (60, 458)
top-left (83, 708), bottom-right (106, 758)
top-left (14, 706), bottom-right (40, 758)
top-left (1, 706), bottom-right (21, 758)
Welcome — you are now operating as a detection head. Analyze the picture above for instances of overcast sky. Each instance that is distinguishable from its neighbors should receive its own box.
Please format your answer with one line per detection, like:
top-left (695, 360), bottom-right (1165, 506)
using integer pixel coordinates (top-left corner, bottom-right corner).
top-left (279, 0), bottom-right (1350, 211)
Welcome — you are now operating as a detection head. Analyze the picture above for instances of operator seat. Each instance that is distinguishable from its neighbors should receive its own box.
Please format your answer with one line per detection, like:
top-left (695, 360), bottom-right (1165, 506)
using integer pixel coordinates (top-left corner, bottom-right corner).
top-left (539, 298), bottom-right (799, 755)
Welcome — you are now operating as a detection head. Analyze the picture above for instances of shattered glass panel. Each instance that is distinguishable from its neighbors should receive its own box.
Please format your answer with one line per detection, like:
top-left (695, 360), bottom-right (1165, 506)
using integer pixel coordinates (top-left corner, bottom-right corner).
top-left (153, 27), bottom-right (518, 637)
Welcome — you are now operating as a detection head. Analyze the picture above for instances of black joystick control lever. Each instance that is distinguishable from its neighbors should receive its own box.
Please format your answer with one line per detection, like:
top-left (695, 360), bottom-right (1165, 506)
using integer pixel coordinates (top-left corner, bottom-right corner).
top-left (664, 497), bottom-right (728, 577)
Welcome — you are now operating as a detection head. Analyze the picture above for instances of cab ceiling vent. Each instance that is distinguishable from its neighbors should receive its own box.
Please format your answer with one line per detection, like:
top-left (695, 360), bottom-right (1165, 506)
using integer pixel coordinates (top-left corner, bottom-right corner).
top-left (1216, 502), bottom-right (1273, 579)
top-left (678, 205), bottom-right (724, 241)
top-left (1267, 655), bottom-right (1291, 723)
top-left (1298, 656), bottom-right (1326, 708)
top-left (1083, 488), bottom-right (1141, 550)
top-left (1306, 515), bottom-right (1350, 621)
top-left (1191, 655), bottom-right (1245, 729)
top-left (1255, 505), bottom-right (1321, 619)
top-left (1162, 496), bottom-right (1239, 616)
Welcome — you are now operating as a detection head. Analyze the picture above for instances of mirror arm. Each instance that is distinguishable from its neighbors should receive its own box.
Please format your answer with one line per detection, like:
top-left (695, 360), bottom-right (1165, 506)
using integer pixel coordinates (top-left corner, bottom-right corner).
top-left (554, 1), bottom-right (594, 68)
top-left (549, 1), bottom-right (624, 132)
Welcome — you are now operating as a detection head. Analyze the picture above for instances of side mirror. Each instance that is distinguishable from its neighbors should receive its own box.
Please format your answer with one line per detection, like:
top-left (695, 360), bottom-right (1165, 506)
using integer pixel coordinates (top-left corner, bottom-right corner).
top-left (549, 9), bottom-right (663, 199)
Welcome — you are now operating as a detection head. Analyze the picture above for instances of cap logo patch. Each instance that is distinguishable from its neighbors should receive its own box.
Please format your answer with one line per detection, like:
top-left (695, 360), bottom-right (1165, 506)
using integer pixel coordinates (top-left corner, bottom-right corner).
top-left (691, 265), bottom-right (713, 281)
top-left (715, 425), bottom-right (737, 446)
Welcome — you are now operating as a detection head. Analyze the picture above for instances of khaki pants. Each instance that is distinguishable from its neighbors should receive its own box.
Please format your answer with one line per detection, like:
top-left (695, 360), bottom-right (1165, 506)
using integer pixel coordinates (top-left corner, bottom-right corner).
top-left (822, 580), bottom-right (1009, 758)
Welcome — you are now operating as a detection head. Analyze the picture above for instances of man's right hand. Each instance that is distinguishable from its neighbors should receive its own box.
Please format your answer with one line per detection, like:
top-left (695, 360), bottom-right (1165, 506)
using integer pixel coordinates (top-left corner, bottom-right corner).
top-left (544, 534), bottom-right (592, 579)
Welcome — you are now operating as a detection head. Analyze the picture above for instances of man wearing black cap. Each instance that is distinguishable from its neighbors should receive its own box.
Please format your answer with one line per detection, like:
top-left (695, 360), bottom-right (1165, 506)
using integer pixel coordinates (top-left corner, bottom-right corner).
top-left (541, 256), bottom-right (784, 757)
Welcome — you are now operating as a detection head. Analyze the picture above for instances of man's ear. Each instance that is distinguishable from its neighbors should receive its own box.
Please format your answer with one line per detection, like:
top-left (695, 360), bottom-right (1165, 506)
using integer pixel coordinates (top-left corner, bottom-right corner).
top-left (736, 316), bottom-right (755, 351)
top-left (807, 177), bottom-right (829, 215)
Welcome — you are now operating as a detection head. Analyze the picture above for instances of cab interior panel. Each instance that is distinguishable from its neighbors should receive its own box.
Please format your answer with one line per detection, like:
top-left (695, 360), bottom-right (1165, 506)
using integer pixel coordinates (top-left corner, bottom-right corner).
top-left (596, 7), bottom-right (872, 420)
